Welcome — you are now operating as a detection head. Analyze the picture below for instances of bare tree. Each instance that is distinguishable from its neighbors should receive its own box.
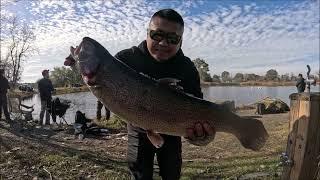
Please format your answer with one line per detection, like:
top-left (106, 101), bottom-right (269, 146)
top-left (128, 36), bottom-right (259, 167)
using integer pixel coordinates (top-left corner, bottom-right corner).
top-left (1, 15), bottom-right (37, 87)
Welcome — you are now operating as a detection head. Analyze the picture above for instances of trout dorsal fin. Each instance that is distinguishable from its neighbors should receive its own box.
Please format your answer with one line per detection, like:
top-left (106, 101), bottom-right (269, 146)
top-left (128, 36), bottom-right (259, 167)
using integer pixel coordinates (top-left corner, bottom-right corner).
top-left (139, 72), bottom-right (157, 81)
top-left (157, 78), bottom-right (184, 92)
top-left (157, 78), bottom-right (198, 98)
top-left (157, 78), bottom-right (181, 86)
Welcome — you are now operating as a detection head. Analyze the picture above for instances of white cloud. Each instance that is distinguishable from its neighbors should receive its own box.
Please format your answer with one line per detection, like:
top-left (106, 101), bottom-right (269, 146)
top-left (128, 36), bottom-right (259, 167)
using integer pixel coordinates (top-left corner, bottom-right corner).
top-left (1, 0), bottom-right (319, 82)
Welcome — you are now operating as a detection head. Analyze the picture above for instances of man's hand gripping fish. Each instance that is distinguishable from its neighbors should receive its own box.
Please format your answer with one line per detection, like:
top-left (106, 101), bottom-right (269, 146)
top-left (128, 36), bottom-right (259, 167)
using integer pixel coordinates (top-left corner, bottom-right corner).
top-left (65, 37), bottom-right (269, 151)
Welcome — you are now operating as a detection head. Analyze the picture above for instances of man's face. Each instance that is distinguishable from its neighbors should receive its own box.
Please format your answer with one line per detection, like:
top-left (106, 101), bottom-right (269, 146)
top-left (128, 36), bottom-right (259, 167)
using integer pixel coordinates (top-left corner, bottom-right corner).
top-left (44, 72), bottom-right (49, 78)
top-left (146, 16), bottom-right (183, 62)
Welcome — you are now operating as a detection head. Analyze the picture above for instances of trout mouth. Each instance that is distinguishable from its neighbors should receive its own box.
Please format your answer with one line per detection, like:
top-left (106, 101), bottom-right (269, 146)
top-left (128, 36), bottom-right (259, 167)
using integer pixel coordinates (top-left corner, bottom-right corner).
top-left (82, 65), bottom-right (102, 87)
top-left (64, 53), bottom-right (98, 86)
top-left (82, 74), bottom-right (96, 86)
top-left (64, 38), bottom-right (100, 86)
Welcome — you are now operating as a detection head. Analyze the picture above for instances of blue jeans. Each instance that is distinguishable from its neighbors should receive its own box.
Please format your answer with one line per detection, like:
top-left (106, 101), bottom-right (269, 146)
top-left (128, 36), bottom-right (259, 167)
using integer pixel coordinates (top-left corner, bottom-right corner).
top-left (127, 124), bottom-right (182, 180)
top-left (39, 100), bottom-right (50, 125)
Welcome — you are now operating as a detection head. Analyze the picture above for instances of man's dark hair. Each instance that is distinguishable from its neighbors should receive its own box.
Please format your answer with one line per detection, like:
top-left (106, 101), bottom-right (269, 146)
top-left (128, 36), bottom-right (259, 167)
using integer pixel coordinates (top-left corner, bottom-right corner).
top-left (298, 73), bottom-right (303, 77)
top-left (151, 9), bottom-right (184, 27)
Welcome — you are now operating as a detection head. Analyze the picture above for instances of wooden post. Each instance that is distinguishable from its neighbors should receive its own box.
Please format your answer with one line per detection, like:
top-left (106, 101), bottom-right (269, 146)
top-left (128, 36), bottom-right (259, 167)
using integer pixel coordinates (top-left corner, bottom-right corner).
top-left (282, 92), bottom-right (320, 180)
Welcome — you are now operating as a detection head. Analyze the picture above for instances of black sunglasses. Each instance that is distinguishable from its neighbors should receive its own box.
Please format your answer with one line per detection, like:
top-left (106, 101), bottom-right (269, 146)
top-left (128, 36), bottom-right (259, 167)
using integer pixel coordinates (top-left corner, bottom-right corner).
top-left (148, 29), bottom-right (182, 45)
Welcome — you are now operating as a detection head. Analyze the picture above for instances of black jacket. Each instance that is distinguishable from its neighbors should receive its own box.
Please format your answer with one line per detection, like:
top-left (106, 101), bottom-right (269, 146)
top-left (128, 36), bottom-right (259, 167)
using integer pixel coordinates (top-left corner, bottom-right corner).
top-left (0, 75), bottom-right (10, 95)
top-left (37, 78), bottom-right (54, 101)
top-left (115, 41), bottom-right (202, 98)
top-left (115, 41), bottom-right (203, 132)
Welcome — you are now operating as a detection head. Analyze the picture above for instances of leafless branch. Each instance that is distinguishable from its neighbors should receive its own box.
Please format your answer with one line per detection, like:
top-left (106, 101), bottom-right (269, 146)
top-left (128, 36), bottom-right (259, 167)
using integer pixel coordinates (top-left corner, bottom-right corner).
top-left (1, 14), bottom-right (37, 86)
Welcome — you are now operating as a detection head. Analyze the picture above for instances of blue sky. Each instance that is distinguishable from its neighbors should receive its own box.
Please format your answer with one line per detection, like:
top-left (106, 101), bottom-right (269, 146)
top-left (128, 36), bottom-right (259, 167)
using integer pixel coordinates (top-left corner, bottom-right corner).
top-left (1, 0), bottom-right (319, 83)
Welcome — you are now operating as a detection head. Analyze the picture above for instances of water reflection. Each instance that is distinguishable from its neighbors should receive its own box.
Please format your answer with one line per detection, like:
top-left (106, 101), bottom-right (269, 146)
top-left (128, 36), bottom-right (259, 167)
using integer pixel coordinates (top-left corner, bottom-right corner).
top-left (23, 92), bottom-right (101, 124)
top-left (22, 85), bottom-right (320, 124)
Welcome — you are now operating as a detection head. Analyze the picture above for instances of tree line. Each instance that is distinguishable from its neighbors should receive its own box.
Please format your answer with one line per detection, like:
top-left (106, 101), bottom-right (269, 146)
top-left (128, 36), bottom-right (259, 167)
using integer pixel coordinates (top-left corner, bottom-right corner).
top-left (48, 58), bottom-right (319, 87)
top-left (49, 66), bottom-right (83, 87)
top-left (193, 58), bottom-right (319, 83)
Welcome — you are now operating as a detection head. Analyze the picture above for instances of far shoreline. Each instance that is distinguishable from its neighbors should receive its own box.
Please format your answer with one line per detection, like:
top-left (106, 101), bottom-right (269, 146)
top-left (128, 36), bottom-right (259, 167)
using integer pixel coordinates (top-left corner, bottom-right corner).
top-left (201, 81), bottom-right (320, 87)
top-left (10, 81), bottom-right (319, 100)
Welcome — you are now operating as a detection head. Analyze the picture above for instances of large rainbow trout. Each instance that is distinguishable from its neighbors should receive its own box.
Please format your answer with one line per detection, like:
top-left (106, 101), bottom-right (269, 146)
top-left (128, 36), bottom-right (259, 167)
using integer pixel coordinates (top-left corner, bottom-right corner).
top-left (65, 37), bottom-right (268, 151)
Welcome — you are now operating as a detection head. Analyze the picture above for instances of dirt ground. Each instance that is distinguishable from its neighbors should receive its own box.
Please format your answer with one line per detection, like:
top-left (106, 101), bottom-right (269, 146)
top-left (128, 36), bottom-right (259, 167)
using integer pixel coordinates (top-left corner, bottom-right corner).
top-left (0, 109), bottom-right (289, 179)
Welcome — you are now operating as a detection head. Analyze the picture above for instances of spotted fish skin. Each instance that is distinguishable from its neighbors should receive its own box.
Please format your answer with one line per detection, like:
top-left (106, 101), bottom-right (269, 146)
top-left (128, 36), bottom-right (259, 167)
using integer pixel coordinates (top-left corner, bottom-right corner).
top-left (65, 37), bottom-right (269, 151)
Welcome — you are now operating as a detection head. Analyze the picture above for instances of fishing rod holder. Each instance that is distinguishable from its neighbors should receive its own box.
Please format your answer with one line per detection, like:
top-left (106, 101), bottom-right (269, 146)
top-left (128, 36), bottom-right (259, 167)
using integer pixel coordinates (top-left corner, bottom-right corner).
top-left (305, 65), bottom-right (316, 93)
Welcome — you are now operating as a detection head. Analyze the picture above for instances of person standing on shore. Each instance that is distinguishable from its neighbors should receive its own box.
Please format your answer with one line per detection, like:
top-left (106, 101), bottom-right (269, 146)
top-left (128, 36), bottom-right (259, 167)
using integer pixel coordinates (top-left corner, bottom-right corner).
top-left (0, 68), bottom-right (11, 121)
top-left (114, 9), bottom-right (216, 179)
top-left (37, 69), bottom-right (54, 125)
top-left (96, 100), bottom-right (111, 120)
top-left (296, 73), bottom-right (306, 93)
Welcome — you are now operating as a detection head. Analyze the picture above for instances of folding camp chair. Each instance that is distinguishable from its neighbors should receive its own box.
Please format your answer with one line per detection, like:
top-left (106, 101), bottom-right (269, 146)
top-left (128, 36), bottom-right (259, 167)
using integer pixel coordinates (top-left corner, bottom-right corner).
top-left (48, 97), bottom-right (70, 125)
top-left (8, 95), bottom-right (34, 121)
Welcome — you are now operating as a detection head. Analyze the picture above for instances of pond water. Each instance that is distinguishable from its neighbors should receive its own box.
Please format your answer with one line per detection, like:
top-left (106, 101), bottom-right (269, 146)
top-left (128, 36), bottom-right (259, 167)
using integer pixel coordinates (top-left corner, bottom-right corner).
top-left (22, 85), bottom-right (320, 124)
top-left (202, 85), bottom-right (320, 105)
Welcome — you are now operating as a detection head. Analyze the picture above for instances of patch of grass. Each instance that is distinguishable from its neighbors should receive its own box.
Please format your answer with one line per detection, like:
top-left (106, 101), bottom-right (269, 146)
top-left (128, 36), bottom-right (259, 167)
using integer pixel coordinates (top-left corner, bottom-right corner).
top-left (40, 153), bottom-right (130, 179)
top-left (7, 90), bottom-right (35, 99)
top-left (54, 86), bottom-right (89, 95)
top-left (7, 86), bottom-right (90, 99)
top-left (95, 115), bottom-right (127, 130)
top-left (181, 155), bottom-right (282, 179)
top-left (0, 109), bottom-right (291, 179)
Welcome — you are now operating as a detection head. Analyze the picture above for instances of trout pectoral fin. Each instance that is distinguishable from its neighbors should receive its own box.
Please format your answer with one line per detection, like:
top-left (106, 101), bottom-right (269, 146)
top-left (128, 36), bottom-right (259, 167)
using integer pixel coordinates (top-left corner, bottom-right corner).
top-left (146, 130), bottom-right (164, 148)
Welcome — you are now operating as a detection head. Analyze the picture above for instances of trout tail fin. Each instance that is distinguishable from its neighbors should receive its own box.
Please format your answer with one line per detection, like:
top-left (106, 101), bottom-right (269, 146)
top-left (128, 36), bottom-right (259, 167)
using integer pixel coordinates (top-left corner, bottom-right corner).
top-left (237, 118), bottom-right (269, 151)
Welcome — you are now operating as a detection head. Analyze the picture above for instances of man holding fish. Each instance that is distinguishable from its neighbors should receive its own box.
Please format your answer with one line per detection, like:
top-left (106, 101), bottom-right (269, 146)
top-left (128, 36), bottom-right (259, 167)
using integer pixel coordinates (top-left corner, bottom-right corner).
top-left (114, 9), bottom-right (215, 179)
top-left (65, 8), bottom-right (268, 180)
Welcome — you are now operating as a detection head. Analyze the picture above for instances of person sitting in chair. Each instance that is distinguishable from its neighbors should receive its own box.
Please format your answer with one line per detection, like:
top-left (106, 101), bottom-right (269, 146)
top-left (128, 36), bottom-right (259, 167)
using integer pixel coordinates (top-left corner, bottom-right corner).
top-left (74, 111), bottom-right (94, 139)
top-left (74, 111), bottom-right (108, 140)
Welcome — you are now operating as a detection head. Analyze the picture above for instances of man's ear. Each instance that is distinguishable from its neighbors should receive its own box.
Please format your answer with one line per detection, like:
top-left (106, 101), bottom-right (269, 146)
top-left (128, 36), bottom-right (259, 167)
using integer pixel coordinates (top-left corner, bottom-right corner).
top-left (179, 38), bottom-right (183, 49)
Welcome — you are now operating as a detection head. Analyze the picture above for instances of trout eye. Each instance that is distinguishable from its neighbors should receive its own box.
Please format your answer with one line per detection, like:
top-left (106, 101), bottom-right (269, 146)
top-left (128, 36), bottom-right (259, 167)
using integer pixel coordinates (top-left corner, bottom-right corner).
top-left (79, 50), bottom-right (88, 60)
top-left (82, 41), bottom-right (96, 55)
